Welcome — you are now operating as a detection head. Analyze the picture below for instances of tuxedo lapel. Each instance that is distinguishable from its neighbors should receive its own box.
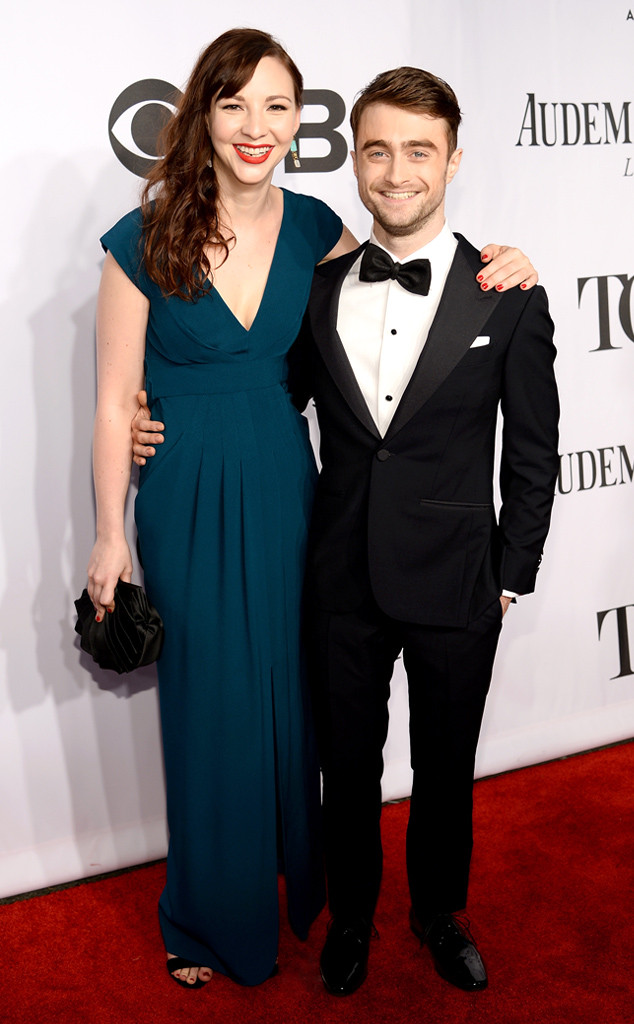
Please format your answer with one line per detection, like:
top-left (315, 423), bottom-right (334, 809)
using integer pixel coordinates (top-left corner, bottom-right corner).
top-left (309, 244), bottom-right (381, 439)
top-left (384, 238), bottom-right (503, 441)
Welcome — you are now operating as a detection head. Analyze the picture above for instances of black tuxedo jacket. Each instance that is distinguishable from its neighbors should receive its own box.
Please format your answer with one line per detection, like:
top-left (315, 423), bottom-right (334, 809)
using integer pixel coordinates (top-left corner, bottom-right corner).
top-left (291, 234), bottom-right (560, 628)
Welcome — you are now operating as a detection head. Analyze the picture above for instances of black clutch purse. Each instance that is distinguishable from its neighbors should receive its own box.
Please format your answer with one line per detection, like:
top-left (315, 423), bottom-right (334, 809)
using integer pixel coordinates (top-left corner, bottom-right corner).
top-left (74, 580), bottom-right (164, 674)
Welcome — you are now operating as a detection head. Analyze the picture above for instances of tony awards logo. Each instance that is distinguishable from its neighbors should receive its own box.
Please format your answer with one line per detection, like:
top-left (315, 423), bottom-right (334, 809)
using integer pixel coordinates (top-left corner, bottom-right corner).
top-left (597, 605), bottom-right (634, 679)
top-left (578, 274), bottom-right (634, 351)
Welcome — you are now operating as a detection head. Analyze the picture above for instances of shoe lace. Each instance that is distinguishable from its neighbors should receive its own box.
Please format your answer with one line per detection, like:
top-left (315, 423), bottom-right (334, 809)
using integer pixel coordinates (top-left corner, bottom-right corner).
top-left (452, 913), bottom-right (477, 944)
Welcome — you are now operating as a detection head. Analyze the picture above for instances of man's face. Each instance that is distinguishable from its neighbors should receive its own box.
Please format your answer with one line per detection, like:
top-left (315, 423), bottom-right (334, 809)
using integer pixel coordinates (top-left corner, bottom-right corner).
top-left (351, 103), bottom-right (462, 245)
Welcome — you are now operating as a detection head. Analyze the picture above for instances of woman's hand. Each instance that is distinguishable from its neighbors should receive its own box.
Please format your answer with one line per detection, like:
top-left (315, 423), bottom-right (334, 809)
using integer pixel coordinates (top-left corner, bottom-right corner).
top-left (477, 245), bottom-right (538, 292)
top-left (132, 390), bottom-right (165, 466)
top-left (87, 536), bottom-right (133, 620)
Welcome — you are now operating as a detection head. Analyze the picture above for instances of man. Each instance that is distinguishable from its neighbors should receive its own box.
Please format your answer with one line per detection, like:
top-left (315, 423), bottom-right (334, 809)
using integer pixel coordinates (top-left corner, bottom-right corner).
top-left (132, 67), bottom-right (558, 997)
top-left (290, 67), bottom-right (559, 997)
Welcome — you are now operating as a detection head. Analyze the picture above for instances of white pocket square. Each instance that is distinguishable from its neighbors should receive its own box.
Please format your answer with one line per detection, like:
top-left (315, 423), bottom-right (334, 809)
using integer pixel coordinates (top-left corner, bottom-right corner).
top-left (470, 335), bottom-right (490, 348)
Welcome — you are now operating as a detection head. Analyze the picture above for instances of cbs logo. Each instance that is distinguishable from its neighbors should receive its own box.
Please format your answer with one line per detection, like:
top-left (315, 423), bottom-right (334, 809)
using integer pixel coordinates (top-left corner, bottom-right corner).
top-left (109, 81), bottom-right (349, 177)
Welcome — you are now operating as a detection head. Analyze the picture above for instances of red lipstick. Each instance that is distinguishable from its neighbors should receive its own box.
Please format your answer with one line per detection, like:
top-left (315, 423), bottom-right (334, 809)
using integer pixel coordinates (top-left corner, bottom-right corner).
top-left (233, 145), bottom-right (274, 164)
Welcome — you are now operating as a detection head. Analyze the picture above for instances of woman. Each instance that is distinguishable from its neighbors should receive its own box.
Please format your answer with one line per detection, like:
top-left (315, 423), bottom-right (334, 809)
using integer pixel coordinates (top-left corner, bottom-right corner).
top-left (88, 28), bottom-right (536, 989)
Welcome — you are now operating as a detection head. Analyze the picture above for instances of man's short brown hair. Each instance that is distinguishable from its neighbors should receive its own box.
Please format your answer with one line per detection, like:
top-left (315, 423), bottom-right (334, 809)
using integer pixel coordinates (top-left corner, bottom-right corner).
top-left (350, 67), bottom-right (462, 154)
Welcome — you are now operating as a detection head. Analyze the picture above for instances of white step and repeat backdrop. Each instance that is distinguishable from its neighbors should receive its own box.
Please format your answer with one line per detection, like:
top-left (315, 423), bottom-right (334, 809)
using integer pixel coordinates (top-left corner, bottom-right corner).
top-left (1, 0), bottom-right (633, 897)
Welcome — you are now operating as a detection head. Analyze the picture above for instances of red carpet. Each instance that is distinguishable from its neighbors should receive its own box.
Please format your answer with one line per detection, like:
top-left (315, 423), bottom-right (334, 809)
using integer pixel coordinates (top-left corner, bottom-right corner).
top-left (3, 742), bottom-right (633, 1023)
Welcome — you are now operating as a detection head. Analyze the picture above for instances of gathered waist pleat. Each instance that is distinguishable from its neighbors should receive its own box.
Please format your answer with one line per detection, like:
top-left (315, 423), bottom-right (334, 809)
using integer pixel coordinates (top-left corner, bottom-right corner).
top-left (145, 353), bottom-right (288, 400)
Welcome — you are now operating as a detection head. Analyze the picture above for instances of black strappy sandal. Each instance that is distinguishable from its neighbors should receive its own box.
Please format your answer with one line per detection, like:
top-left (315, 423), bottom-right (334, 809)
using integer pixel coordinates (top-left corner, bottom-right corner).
top-left (166, 956), bottom-right (212, 989)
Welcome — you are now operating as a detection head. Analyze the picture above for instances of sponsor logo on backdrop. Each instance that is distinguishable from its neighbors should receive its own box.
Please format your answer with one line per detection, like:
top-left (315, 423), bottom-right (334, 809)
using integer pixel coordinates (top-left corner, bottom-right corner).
top-left (515, 94), bottom-right (632, 176)
top-left (109, 80), bottom-right (181, 177)
top-left (597, 605), bottom-right (634, 679)
top-left (109, 83), bottom-right (348, 177)
top-left (578, 274), bottom-right (634, 350)
top-left (284, 90), bottom-right (347, 174)
top-left (557, 444), bottom-right (634, 494)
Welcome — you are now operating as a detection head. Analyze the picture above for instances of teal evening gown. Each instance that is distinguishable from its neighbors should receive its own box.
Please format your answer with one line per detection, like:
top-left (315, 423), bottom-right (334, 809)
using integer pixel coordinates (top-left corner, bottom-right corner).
top-left (100, 190), bottom-right (342, 985)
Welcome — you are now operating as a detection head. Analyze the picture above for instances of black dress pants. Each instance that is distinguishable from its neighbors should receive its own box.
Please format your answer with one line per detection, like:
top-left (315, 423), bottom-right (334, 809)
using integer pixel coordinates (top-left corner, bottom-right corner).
top-left (308, 594), bottom-right (503, 924)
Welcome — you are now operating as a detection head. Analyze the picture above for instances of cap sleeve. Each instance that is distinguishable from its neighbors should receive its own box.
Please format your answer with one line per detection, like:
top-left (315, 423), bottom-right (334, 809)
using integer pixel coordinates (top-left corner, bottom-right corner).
top-left (100, 208), bottom-right (151, 296)
top-left (285, 191), bottom-right (343, 263)
top-left (311, 196), bottom-right (343, 262)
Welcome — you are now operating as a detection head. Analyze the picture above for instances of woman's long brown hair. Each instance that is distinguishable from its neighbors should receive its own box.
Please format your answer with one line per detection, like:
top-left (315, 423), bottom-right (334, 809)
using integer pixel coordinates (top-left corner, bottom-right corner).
top-left (140, 28), bottom-right (303, 300)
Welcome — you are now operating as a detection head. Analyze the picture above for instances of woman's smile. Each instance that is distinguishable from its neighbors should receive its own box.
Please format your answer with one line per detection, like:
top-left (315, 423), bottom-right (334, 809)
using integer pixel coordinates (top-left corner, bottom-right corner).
top-left (233, 144), bottom-right (275, 164)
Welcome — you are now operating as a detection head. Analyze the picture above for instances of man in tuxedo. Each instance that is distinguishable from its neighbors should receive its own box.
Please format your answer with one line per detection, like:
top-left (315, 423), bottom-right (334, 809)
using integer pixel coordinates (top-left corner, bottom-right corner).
top-left (131, 65), bottom-right (558, 998)
top-left (292, 67), bottom-right (559, 996)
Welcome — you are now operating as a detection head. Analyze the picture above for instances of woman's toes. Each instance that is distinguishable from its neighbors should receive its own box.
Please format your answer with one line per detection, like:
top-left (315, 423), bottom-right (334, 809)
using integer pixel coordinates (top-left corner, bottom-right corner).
top-left (167, 954), bottom-right (212, 986)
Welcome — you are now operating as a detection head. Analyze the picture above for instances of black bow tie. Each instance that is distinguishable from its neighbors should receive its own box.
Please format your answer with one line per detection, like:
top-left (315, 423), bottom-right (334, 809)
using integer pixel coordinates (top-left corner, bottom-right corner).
top-left (359, 243), bottom-right (432, 296)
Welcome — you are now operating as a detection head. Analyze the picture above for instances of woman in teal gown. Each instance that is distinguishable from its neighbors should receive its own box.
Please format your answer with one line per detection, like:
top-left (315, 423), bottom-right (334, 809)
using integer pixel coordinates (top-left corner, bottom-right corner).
top-left (101, 188), bottom-right (341, 984)
top-left (87, 29), bottom-right (352, 988)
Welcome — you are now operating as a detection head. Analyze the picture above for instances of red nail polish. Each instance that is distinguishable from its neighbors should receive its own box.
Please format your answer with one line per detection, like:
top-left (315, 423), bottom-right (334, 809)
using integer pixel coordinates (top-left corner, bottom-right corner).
top-left (481, 282), bottom-right (488, 290)
top-left (496, 284), bottom-right (504, 291)
top-left (476, 274), bottom-right (484, 282)
top-left (96, 615), bottom-right (102, 623)
top-left (520, 282), bottom-right (527, 289)
top-left (482, 253), bottom-right (489, 260)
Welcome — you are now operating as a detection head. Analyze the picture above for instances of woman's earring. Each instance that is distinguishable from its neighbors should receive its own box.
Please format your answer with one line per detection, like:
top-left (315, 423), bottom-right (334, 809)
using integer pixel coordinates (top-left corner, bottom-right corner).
top-left (290, 137), bottom-right (301, 169)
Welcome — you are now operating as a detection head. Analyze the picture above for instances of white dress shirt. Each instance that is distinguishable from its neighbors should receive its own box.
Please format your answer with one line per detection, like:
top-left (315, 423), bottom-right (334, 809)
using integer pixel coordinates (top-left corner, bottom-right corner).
top-left (337, 221), bottom-right (458, 436)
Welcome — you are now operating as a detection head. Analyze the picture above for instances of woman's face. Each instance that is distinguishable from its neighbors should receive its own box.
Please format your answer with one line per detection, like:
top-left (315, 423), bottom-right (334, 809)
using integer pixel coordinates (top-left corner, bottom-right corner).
top-left (208, 56), bottom-right (301, 189)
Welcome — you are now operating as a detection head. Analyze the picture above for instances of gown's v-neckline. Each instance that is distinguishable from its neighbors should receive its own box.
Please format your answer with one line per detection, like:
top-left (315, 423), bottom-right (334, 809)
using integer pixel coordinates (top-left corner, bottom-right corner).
top-left (209, 190), bottom-right (286, 334)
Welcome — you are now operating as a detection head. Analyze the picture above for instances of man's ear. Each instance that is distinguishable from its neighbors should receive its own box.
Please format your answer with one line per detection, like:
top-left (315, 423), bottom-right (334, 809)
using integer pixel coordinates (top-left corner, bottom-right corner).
top-left (446, 147), bottom-right (463, 184)
top-left (351, 150), bottom-right (359, 179)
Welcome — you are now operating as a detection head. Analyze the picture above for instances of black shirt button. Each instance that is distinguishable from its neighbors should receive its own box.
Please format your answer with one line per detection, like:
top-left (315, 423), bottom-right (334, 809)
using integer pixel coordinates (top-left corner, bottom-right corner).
top-left (385, 395), bottom-right (393, 402)
top-left (390, 328), bottom-right (397, 335)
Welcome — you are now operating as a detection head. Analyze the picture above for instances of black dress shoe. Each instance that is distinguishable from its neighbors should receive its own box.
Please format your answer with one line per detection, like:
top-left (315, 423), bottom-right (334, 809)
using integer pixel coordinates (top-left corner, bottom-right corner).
top-left (410, 910), bottom-right (488, 991)
top-left (320, 918), bottom-right (372, 996)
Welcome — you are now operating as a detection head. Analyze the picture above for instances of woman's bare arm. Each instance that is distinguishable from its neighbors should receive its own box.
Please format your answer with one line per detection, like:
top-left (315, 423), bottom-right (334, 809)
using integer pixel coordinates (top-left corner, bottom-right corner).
top-left (320, 227), bottom-right (538, 291)
top-left (319, 225), bottom-right (360, 262)
top-left (87, 251), bottom-right (148, 618)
